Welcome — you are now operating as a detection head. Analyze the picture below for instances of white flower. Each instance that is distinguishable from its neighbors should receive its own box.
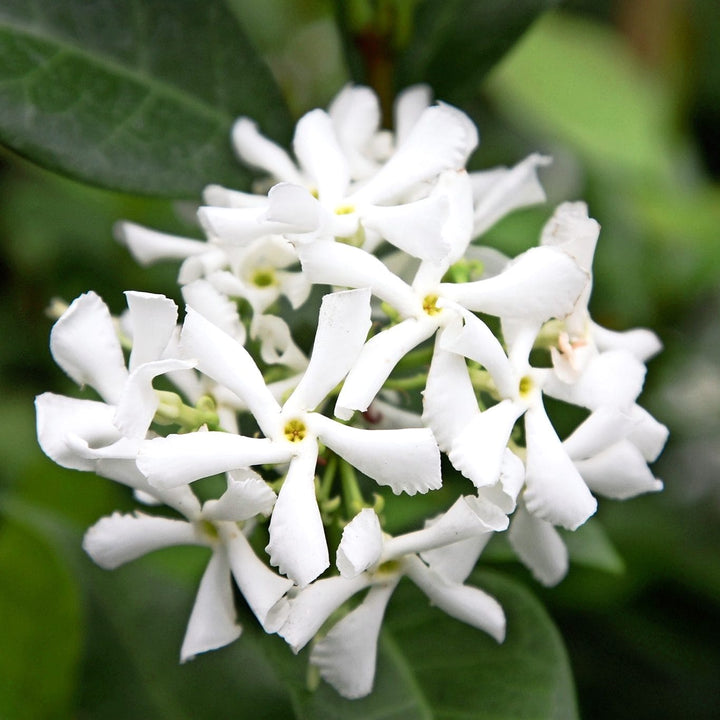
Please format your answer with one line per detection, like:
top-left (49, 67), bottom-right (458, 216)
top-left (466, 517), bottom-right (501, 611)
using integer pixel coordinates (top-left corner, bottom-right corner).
top-left (138, 289), bottom-right (442, 586)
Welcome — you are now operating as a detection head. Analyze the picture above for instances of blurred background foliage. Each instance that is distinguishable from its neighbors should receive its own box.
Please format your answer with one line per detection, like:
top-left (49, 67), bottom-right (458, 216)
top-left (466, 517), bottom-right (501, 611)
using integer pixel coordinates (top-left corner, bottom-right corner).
top-left (0, 0), bottom-right (719, 718)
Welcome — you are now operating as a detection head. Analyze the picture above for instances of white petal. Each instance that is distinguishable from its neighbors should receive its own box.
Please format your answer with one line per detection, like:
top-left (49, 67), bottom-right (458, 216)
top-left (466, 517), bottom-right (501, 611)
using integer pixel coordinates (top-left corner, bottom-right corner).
top-left (293, 109), bottom-right (350, 205)
top-left (297, 241), bottom-right (418, 317)
top-left (523, 404), bottom-right (597, 530)
top-left (441, 246), bottom-right (588, 323)
top-left (180, 549), bottom-right (242, 662)
top-left (285, 288), bottom-right (371, 413)
top-left (35, 393), bottom-right (122, 471)
top-left (473, 154), bottom-right (551, 237)
top-left (508, 500), bottom-right (568, 586)
top-left (82, 512), bottom-right (202, 569)
top-left (405, 556), bottom-right (505, 642)
top-left (220, 523), bottom-right (293, 632)
top-left (264, 182), bottom-right (323, 232)
top-left (314, 416), bottom-right (441, 495)
top-left (360, 194), bottom-right (451, 262)
top-left (50, 292), bottom-right (128, 404)
top-left (266, 446), bottom-right (328, 587)
top-left (310, 580), bottom-right (398, 699)
top-left (420, 533), bottom-right (492, 584)
top-left (113, 358), bottom-right (195, 439)
top-left (448, 401), bottom-right (524, 489)
top-left (592, 322), bottom-right (663, 362)
top-left (115, 221), bottom-right (208, 266)
top-left (232, 117), bottom-right (303, 184)
top-left (436, 169), bottom-right (475, 264)
top-left (394, 83), bottom-right (432, 147)
top-left (336, 508), bottom-right (383, 578)
top-left (197, 204), bottom-right (298, 246)
top-left (626, 404), bottom-right (669, 462)
top-left (563, 406), bottom-right (638, 460)
top-left (138, 432), bottom-right (292, 488)
top-left (181, 307), bottom-right (282, 437)
top-left (539, 201), bottom-right (599, 271)
top-left (353, 103), bottom-right (478, 205)
top-left (574, 440), bottom-right (663, 500)
top-left (182, 279), bottom-right (246, 343)
top-left (422, 343), bottom-right (479, 451)
top-left (544, 350), bottom-right (646, 410)
top-left (278, 574), bottom-right (370, 652)
top-left (383, 495), bottom-right (507, 561)
top-left (202, 469), bottom-right (277, 521)
top-left (438, 308), bottom-right (515, 397)
top-left (124, 291), bottom-right (178, 371)
top-left (250, 314), bottom-right (307, 371)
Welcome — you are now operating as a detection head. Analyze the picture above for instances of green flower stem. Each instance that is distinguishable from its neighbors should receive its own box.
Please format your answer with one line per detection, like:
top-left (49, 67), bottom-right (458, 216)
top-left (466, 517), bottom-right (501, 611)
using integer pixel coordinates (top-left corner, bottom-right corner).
top-left (383, 373), bottom-right (427, 391)
top-left (154, 391), bottom-right (220, 432)
top-left (339, 459), bottom-right (365, 519)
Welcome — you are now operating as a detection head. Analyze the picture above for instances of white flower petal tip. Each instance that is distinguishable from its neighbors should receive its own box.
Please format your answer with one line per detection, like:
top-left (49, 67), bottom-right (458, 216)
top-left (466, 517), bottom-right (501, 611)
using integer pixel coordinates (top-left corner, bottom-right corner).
top-left (337, 509), bottom-right (383, 578)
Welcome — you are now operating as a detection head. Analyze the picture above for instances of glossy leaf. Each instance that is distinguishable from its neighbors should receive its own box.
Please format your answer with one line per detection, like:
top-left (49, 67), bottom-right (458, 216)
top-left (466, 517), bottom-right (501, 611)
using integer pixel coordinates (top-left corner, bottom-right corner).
top-left (0, 0), bottom-right (292, 197)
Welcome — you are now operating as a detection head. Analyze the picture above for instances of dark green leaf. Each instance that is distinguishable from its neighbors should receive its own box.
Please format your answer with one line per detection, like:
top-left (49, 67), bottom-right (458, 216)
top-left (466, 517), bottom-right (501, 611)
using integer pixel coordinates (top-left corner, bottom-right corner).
top-left (0, 0), bottom-right (292, 197)
top-left (0, 517), bottom-right (82, 720)
top-left (396, 0), bottom-right (560, 102)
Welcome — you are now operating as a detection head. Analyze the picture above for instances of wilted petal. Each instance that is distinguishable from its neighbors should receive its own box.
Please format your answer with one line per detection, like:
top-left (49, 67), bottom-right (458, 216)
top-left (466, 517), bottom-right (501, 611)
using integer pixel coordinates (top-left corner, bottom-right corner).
top-left (181, 308), bottom-right (281, 436)
top-left (266, 446), bottom-right (328, 587)
top-left (310, 580), bottom-right (398, 699)
top-left (115, 221), bottom-right (208, 266)
top-left (83, 512), bottom-right (203, 569)
top-left (221, 523), bottom-right (293, 632)
top-left (441, 246), bottom-right (588, 323)
top-left (139, 432), bottom-right (292, 488)
top-left (278, 574), bottom-right (370, 652)
top-left (524, 404), bottom-right (597, 530)
top-left (574, 440), bottom-right (663, 500)
top-left (124, 291), bottom-right (178, 371)
top-left (297, 241), bottom-right (418, 317)
top-left (202, 469), bottom-right (276, 521)
top-left (314, 415), bottom-right (441, 495)
top-left (336, 508), bottom-right (383, 578)
top-left (508, 500), bottom-right (568, 586)
top-left (336, 317), bottom-right (436, 419)
top-left (180, 548), bottom-right (242, 662)
top-left (50, 292), bottom-right (128, 404)
top-left (360, 194), bottom-right (451, 262)
top-left (232, 117), bottom-right (303, 184)
top-left (293, 109), bottom-right (350, 205)
top-left (405, 556), bottom-right (505, 642)
top-left (285, 289), bottom-right (371, 413)
top-left (448, 400), bottom-right (524, 489)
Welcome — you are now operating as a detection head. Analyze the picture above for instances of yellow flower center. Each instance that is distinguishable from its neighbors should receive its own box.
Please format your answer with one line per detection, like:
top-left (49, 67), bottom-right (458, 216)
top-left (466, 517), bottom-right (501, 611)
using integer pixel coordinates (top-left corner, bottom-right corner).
top-left (518, 375), bottom-right (534, 398)
top-left (283, 418), bottom-right (307, 443)
top-left (422, 294), bottom-right (441, 316)
top-left (335, 203), bottom-right (355, 215)
top-left (251, 267), bottom-right (277, 288)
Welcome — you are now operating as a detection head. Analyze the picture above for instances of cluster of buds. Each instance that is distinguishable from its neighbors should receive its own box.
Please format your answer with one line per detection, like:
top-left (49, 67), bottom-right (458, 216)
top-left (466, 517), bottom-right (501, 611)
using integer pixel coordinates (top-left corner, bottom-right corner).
top-left (36, 85), bottom-right (667, 699)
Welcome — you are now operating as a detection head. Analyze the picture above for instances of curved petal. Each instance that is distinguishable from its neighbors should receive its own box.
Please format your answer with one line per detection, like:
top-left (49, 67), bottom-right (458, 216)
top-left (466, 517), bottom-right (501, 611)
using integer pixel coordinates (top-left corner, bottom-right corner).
top-left (232, 117), bottom-right (303, 184)
top-left (508, 500), bottom-right (568, 587)
top-left (314, 416), bottom-right (441, 495)
top-left (394, 84), bottom-right (432, 147)
top-left (404, 556), bottom-right (505, 642)
top-left (50, 292), bottom-right (128, 404)
top-left (220, 523), bottom-right (293, 632)
top-left (574, 440), bottom-right (663, 500)
top-left (266, 445), bottom-right (328, 587)
top-left (626, 404), bottom-right (669, 462)
top-left (181, 307), bottom-right (281, 436)
top-left (202, 469), bottom-right (277, 521)
top-left (523, 404), bottom-right (597, 530)
top-left (115, 221), bottom-right (208, 266)
top-left (441, 246), bottom-right (588, 323)
top-left (563, 406), bottom-right (638, 460)
top-left (138, 432), bottom-right (292, 488)
top-left (360, 194), bottom-right (450, 262)
top-left (180, 548), bottom-right (242, 662)
top-left (297, 241), bottom-right (418, 317)
top-left (420, 533), bottom-right (492, 585)
top-left (250, 314), bottom-right (307, 371)
top-left (335, 317), bottom-right (436, 419)
top-left (293, 109), bottom-right (350, 205)
top-left (82, 512), bottom-right (203, 569)
top-left (278, 574), bottom-right (370, 653)
top-left (592, 322), bottom-right (663, 362)
top-left (285, 288), bottom-right (371, 413)
top-left (336, 508), bottom-right (383, 578)
top-left (264, 182), bottom-right (323, 232)
top-left (197, 205), bottom-right (297, 246)
top-left (182, 279), bottom-right (246, 343)
top-left (124, 292), bottom-right (178, 371)
top-left (310, 580), bottom-right (398, 699)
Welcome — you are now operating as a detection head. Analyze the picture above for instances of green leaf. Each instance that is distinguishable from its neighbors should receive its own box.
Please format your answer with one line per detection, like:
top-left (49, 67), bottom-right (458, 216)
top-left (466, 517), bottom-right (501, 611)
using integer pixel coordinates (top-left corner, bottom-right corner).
top-left (0, 516), bottom-right (82, 720)
top-left (264, 571), bottom-right (578, 719)
top-left (0, 0), bottom-right (292, 197)
top-left (396, 0), bottom-right (560, 102)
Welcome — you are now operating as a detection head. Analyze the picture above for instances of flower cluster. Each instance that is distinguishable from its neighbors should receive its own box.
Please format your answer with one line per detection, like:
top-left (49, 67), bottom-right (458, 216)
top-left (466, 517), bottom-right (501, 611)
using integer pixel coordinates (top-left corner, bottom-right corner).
top-left (36, 84), bottom-right (667, 699)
